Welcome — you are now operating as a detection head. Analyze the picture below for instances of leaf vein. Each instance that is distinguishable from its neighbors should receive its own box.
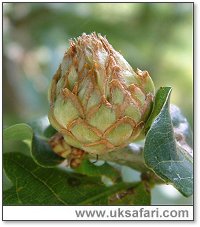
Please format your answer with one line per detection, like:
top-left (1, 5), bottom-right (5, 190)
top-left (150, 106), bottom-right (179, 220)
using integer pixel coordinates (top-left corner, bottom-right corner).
top-left (10, 158), bottom-right (68, 205)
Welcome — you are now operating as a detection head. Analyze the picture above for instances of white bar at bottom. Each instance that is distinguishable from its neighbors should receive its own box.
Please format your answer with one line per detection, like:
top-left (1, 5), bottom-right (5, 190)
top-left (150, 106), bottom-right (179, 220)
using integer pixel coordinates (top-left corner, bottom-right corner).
top-left (3, 205), bottom-right (193, 221)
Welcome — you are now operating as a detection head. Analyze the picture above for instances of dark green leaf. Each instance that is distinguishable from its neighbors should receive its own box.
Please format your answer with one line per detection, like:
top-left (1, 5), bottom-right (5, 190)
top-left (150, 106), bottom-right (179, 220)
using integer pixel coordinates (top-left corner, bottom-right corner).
top-left (3, 169), bottom-right (13, 191)
top-left (145, 87), bottom-right (172, 134)
top-left (144, 88), bottom-right (193, 197)
top-left (132, 182), bottom-right (151, 205)
top-left (31, 121), bottom-right (63, 167)
top-left (43, 125), bottom-right (58, 138)
top-left (3, 152), bottom-right (141, 205)
top-left (32, 134), bottom-right (64, 167)
top-left (3, 187), bottom-right (21, 205)
top-left (75, 158), bottom-right (120, 182)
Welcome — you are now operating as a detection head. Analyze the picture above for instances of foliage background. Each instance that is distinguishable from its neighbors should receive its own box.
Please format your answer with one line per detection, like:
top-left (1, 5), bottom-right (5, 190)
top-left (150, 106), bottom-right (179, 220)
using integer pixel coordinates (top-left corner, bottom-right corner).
top-left (3, 2), bottom-right (193, 205)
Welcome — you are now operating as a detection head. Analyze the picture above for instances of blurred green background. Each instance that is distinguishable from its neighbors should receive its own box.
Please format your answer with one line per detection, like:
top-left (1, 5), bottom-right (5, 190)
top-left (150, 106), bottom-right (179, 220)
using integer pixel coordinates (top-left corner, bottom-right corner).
top-left (3, 2), bottom-right (193, 205)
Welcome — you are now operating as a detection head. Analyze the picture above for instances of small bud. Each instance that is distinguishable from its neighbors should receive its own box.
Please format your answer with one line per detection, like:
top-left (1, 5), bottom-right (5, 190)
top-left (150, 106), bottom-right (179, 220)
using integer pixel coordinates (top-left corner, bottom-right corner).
top-left (49, 133), bottom-right (71, 158)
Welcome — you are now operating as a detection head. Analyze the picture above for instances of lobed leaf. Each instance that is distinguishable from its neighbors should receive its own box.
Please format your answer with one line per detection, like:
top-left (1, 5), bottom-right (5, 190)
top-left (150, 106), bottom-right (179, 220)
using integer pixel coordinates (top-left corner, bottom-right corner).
top-left (3, 152), bottom-right (144, 205)
top-left (144, 87), bottom-right (193, 197)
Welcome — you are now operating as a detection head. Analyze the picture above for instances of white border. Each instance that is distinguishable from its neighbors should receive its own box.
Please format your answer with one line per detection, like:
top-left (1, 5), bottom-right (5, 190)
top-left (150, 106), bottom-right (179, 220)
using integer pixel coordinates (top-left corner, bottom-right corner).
top-left (1, 0), bottom-right (199, 225)
top-left (3, 206), bottom-right (194, 221)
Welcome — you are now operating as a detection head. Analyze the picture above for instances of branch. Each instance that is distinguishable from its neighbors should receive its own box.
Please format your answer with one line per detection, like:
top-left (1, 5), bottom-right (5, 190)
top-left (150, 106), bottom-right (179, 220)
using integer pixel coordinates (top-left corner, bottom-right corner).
top-left (94, 143), bottom-right (148, 172)
top-left (49, 132), bottom-right (164, 184)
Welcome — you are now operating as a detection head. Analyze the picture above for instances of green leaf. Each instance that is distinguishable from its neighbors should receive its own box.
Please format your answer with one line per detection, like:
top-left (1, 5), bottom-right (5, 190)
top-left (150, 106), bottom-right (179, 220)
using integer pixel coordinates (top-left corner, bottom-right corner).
top-left (75, 158), bottom-right (120, 182)
top-left (3, 152), bottom-right (141, 205)
top-left (43, 125), bottom-right (58, 138)
top-left (144, 88), bottom-right (193, 197)
top-left (109, 182), bottom-right (151, 205)
top-left (145, 87), bottom-right (172, 134)
top-left (3, 123), bottom-right (33, 141)
top-left (3, 169), bottom-right (13, 191)
top-left (3, 120), bottom-right (64, 167)
top-left (132, 182), bottom-right (151, 205)
top-left (3, 187), bottom-right (21, 205)
top-left (32, 134), bottom-right (64, 167)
